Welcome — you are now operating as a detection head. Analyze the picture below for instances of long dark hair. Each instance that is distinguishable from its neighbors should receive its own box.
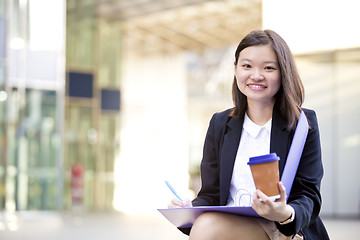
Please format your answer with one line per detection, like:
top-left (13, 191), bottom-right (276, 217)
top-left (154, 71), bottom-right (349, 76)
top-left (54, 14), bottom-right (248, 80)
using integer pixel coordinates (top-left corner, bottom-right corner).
top-left (231, 29), bottom-right (304, 130)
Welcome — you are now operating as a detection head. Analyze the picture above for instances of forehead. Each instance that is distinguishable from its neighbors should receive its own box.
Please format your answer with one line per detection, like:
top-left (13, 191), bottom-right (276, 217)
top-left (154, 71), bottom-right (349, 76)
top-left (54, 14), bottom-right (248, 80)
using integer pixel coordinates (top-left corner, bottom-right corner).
top-left (239, 45), bottom-right (277, 62)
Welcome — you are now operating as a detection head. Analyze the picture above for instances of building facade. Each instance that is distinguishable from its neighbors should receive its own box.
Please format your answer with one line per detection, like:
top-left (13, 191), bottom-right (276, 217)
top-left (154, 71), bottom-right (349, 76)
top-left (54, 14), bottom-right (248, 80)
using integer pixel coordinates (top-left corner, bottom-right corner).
top-left (0, 0), bottom-right (359, 217)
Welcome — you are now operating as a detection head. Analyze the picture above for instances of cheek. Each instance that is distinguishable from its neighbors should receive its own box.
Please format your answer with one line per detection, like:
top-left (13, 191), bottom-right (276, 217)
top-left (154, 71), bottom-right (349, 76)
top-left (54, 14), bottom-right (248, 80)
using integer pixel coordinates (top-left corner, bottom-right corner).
top-left (235, 78), bottom-right (248, 96)
top-left (235, 73), bottom-right (245, 91)
top-left (271, 78), bottom-right (281, 94)
top-left (235, 71), bottom-right (247, 84)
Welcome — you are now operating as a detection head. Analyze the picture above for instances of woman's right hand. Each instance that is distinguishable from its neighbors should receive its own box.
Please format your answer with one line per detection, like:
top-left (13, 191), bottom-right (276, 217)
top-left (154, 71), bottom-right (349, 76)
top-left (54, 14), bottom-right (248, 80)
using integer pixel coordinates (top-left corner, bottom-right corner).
top-left (168, 198), bottom-right (193, 208)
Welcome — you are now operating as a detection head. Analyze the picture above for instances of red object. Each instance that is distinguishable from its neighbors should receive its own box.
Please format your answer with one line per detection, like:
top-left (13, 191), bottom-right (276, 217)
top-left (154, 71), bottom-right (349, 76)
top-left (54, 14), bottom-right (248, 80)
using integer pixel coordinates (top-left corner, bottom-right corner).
top-left (71, 164), bottom-right (84, 204)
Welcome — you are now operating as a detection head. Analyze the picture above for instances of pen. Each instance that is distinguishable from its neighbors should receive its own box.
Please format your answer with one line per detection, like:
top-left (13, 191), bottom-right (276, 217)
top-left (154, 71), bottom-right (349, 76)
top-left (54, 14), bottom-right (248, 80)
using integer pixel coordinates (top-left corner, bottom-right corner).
top-left (165, 180), bottom-right (183, 201)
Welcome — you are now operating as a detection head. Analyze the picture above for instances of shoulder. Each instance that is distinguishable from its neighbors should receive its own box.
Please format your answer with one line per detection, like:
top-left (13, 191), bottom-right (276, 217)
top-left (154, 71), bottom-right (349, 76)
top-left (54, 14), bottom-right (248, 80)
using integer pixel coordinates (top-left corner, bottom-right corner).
top-left (301, 108), bottom-right (319, 129)
top-left (209, 108), bottom-right (233, 126)
top-left (206, 108), bottom-right (234, 133)
top-left (213, 108), bottom-right (232, 119)
top-left (302, 108), bottom-right (316, 117)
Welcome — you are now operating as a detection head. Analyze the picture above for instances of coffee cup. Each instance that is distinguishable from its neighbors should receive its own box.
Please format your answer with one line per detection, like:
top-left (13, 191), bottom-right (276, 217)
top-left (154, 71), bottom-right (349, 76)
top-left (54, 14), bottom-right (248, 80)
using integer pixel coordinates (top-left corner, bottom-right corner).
top-left (247, 153), bottom-right (280, 198)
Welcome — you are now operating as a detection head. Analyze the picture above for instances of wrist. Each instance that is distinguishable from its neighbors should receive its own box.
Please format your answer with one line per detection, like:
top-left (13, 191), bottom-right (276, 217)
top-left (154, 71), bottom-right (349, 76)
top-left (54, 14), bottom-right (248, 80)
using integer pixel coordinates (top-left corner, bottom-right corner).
top-left (279, 205), bottom-right (295, 225)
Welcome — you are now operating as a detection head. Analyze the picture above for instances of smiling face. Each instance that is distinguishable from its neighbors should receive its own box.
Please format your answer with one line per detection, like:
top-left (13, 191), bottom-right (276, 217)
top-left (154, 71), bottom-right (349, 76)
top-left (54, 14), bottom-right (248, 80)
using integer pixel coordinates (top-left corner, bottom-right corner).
top-left (234, 44), bottom-right (281, 108)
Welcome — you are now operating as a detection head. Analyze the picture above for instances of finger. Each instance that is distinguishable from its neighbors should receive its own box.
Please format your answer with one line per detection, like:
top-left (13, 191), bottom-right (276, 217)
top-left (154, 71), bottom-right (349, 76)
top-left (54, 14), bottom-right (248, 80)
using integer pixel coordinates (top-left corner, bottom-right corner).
top-left (167, 203), bottom-right (176, 208)
top-left (252, 191), bottom-right (260, 204)
top-left (278, 182), bottom-right (287, 202)
top-left (183, 199), bottom-right (193, 207)
top-left (252, 191), bottom-right (261, 209)
top-left (252, 191), bottom-right (270, 216)
top-left (168, 198), bottom-right (192, 208)
top-left (255, 189), bottom-right (270, 203)
top-left (168, 198), bottom-right (183, 208)
top-left (168, 202), bottom-right (178, 208)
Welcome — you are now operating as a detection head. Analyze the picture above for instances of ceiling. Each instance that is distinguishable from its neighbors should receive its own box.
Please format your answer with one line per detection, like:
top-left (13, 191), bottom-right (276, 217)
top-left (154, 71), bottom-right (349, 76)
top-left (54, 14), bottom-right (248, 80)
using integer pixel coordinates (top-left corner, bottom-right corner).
top-left (97, 0), bottom-right (262, 54)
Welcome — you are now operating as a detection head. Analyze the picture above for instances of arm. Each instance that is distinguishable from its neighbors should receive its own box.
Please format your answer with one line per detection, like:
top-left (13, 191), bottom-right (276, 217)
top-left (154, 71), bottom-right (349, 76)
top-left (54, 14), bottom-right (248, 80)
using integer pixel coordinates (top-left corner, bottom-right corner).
top-left (275, 109), bottom-right (323, 235)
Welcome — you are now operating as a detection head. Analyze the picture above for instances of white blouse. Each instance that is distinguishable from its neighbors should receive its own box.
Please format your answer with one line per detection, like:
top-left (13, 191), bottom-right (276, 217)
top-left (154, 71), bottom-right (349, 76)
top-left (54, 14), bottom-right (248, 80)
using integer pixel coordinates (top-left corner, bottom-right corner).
top-left (227, 113), bottom-right (272, 207)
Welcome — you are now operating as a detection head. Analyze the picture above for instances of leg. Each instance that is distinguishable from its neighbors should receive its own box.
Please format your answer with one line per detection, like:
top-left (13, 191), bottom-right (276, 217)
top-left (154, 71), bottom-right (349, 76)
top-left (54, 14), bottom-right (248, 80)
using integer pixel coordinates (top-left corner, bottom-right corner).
top-left (189, 212), bottom-right (269, 240)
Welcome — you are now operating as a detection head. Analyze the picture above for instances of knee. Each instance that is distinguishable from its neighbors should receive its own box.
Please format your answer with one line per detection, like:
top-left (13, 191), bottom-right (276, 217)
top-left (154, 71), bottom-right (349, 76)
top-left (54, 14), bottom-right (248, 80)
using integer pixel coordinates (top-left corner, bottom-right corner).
top-left (189, 212), bottom-right (269, 240)
top-left (193, 212), bottom-right (219, 228)
top-left (189, 212), bottom-right (225, 240)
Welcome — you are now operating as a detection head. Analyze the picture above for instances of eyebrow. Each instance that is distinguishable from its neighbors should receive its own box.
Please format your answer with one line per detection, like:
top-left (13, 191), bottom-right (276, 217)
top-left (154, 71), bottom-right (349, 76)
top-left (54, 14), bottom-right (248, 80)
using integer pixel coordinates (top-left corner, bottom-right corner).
top-left (239, 58), bottom-right (278, 65)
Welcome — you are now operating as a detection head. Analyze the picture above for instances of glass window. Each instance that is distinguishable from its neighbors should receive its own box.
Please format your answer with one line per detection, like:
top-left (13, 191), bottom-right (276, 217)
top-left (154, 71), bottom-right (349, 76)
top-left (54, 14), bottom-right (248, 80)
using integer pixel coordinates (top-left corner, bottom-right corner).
top-left (5, 89), bottom-right (61, 210)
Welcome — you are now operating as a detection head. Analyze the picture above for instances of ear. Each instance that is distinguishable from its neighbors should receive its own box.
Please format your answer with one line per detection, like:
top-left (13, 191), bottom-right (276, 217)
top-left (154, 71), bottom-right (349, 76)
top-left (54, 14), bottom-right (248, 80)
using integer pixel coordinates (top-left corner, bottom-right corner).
top-left (234, 61), bottom-right (237, 72)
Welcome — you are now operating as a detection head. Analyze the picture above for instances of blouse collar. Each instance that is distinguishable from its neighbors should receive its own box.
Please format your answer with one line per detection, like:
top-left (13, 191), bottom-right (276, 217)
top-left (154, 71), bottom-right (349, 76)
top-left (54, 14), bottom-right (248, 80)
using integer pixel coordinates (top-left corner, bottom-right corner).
top-left (243, 113), bottom-right (272, 138)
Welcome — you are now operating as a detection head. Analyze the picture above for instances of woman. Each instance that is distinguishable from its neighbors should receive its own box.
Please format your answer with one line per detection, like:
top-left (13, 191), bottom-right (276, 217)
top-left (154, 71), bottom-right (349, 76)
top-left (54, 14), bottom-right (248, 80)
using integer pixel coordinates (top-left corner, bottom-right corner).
top-left (169, 29), bottom-right (329, 239)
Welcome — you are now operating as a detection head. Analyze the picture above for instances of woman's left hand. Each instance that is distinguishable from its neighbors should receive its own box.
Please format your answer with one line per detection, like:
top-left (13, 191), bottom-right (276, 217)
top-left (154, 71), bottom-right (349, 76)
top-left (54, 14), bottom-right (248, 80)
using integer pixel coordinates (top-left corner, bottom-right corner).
top-left (252, 182), bottom-right (293, 222)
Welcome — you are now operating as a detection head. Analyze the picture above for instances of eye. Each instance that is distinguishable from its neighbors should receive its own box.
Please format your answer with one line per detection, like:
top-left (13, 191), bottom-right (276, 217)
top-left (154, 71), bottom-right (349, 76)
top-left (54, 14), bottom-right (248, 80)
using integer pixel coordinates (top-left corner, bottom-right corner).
top-left (265, 66), bottom-right (276, 71)
top-left (241, 64), bottom-right (251, 69)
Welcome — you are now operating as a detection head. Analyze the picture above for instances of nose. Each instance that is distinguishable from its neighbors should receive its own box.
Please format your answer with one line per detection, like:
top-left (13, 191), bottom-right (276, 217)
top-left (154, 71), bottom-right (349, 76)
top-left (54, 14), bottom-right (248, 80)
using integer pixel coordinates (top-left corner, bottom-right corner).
top-left (250, 70), bottom-right (264, 81)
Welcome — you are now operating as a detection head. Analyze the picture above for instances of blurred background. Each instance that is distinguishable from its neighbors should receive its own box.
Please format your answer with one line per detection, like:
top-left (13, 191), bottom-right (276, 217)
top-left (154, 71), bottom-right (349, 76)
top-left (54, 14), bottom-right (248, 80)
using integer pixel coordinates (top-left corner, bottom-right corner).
top-left (0, 0), bottom-right (359, 239)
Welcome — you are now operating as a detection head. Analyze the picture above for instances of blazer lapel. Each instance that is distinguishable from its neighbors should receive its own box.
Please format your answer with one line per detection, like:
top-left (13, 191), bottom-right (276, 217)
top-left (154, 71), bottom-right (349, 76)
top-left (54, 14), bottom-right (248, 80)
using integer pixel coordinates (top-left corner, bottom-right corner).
top-left (218, 107), bottom-right (292, 205)
top-left (219, 116), bottom-right (244, 205)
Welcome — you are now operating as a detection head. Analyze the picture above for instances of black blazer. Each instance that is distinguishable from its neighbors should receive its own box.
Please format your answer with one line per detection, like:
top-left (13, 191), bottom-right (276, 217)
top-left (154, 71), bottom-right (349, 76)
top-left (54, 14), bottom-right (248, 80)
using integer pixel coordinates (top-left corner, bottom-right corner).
top-left (190, 107), bottom-right (329, 239)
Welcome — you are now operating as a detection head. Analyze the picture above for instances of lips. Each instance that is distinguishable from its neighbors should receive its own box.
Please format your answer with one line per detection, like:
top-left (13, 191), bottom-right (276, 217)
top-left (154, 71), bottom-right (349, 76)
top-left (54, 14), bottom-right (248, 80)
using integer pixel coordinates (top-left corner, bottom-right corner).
top-left (247, 84), bottom-right (266, 89)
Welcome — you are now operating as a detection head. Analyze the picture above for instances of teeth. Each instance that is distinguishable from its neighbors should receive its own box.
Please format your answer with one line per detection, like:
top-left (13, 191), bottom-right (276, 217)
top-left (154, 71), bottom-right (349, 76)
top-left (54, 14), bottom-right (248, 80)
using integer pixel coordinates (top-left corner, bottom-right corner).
top-left (249, 84), bottom-right (265, 88)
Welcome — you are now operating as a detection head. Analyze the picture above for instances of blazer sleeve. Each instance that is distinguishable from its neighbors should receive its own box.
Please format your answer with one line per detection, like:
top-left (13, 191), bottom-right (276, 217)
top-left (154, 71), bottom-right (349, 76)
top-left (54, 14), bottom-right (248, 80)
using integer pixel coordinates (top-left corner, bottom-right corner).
top-left (276, 109), bottom-right (324, 236)
top-left (192, 110), bottom-right (230, 206)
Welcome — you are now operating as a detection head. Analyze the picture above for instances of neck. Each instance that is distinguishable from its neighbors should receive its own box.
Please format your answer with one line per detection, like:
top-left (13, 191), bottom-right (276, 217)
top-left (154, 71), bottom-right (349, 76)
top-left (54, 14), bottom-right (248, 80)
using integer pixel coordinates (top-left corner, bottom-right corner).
top-left (247, 101), bottom-right (274, 125)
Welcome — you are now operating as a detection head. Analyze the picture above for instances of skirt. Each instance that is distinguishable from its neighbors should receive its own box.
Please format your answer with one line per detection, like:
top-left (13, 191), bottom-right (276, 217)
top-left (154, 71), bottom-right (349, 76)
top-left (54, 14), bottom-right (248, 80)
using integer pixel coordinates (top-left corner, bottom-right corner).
top-left (256, 218), bottom-right (303, 240)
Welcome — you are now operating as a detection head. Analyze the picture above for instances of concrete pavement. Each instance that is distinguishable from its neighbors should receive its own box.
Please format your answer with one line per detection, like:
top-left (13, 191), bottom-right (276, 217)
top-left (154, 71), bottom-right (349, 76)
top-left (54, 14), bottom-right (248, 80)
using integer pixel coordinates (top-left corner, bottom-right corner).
top-left (0, 211), bottom-right (359, 239)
